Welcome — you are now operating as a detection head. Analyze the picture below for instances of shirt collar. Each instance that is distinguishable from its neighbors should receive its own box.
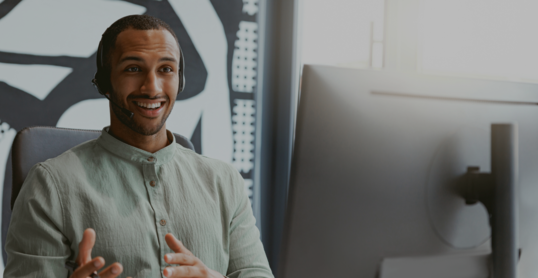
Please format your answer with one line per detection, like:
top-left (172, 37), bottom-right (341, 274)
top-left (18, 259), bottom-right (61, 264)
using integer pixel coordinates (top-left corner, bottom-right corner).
top-left (97, 126), bottom-right (177, 165)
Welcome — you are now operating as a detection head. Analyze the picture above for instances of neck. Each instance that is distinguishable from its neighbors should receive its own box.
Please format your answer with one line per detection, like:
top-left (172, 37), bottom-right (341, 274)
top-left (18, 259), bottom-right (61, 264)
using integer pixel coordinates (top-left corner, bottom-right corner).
top-left (109, 114), bottom-right (170, 154)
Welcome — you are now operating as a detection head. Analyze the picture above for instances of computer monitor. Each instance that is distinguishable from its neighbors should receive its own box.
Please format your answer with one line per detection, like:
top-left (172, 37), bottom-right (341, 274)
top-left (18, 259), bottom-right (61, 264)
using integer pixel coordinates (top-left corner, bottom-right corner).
top-left (279, 65), bottom-right (538, 278)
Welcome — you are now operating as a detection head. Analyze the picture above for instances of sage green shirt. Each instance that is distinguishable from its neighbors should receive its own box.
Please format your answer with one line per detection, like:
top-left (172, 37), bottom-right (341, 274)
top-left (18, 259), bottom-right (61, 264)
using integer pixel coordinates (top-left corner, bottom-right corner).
top-left (4, 128), bottom-right (273, 278)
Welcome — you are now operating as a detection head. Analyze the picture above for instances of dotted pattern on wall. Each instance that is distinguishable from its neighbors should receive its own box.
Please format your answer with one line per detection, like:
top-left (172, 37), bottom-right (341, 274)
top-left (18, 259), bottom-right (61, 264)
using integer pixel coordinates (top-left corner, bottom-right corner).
top-left (242, 0), bottom-right (259, 16)
top-left (232, 21), bottom-right (258, 93)
top-left (0, 121), bottom-right (10, 142)
top-left (232, 99), bottom-right (255, 175)
top-left (244, 178), bottom-right (253, 199)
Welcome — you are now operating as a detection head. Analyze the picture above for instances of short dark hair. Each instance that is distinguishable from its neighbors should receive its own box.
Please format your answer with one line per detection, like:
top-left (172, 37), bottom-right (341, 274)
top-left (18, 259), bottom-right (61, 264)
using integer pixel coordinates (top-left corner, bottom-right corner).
top-left (95, 14), bottom-right (179, 91)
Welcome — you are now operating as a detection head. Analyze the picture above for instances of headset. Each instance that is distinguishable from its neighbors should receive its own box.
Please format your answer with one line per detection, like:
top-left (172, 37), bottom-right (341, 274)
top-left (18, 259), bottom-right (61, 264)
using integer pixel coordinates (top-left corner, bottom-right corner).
top-left (91, 36), bottom-right (185, 118)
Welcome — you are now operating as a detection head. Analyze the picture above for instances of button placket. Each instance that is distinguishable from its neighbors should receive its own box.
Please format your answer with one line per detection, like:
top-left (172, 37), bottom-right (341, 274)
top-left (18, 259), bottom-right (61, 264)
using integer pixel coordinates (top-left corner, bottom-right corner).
top-left (143, 161), bottom-right (169, 270)
top-left (145, 157), bottom-right (158, 190)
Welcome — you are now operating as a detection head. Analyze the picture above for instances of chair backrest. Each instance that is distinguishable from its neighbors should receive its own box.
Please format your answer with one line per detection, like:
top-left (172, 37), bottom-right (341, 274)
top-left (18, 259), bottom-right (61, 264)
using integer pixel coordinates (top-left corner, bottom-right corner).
top-left (11, 126), bottom-right (195, 210)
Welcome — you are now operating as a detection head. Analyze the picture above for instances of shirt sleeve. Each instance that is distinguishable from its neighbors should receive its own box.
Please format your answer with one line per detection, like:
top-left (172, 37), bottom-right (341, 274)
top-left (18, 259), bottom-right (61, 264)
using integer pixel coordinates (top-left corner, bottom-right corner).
top-left (4, 164), bottom-right (71, 277)
top-left (225, 169), bottom-right (274, 278)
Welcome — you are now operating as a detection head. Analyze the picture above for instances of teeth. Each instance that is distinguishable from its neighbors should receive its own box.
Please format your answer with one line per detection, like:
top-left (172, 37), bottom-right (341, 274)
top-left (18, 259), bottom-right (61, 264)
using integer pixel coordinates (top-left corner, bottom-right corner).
top-left (136, 102), bottom-right (161, 109)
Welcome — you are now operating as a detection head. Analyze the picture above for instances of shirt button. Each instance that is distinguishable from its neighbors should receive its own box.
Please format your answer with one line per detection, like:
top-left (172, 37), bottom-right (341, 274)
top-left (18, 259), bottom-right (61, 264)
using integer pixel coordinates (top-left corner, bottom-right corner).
top-left (147, 157), bottom-right (155, 162)
top-left (160, 219), bottom-right (167, 226)
top-left (150, 181), bottom-right (156, 187)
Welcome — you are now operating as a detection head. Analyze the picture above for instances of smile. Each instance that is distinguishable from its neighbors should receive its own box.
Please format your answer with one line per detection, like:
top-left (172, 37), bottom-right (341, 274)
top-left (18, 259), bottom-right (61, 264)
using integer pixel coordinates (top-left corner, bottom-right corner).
top-left (132, 100), bottom-right (166, 118)
top-left (135, 101), bottom-right (162, 109)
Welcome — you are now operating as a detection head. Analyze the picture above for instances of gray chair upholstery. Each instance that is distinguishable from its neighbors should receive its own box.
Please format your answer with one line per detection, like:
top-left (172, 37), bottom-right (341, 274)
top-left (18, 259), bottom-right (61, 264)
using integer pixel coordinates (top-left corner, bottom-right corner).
top-left (11, 126), bottom-right (195, 210)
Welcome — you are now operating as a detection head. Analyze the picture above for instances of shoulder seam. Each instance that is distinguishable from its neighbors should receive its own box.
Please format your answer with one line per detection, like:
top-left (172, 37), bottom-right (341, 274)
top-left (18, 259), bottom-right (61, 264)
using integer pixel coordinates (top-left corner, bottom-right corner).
top-left (231, 165), bottom-right (244, 217)
top-left (41, 138), bottom-right (98, 164)
top-left (38, 163), bottom-right (66, 233)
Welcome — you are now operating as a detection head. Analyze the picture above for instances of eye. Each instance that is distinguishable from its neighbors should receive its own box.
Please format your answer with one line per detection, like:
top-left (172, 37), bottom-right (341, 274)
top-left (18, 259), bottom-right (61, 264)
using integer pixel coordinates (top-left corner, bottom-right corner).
top-left (125, 66), bottom-right (140, 72)
top-left (161, 67), bottom-right (173, 73)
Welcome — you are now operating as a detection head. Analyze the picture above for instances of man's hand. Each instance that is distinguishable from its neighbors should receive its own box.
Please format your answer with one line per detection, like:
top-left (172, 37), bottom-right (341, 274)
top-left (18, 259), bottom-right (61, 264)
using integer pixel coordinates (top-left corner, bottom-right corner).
top-left (163, 233), bottom-right (224, 278)
top-left (69, 228), bottom-right (127, 278)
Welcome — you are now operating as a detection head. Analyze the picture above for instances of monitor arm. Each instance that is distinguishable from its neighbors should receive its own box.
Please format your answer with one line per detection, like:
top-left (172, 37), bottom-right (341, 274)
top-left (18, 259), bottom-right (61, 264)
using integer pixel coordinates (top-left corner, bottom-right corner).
top-left (459, 124), bottom-right (519, 278)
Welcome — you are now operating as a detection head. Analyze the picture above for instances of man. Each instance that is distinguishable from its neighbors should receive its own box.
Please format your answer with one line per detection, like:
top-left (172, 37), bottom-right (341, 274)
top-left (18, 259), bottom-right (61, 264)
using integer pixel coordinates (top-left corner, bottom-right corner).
top-left (4, 15), bottom-right (273, 278)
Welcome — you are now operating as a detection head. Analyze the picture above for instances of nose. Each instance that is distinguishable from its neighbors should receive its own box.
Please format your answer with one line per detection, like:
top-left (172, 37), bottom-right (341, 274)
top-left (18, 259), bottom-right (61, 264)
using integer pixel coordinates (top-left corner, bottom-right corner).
top-left (140, 70), bottom-right (162, 96)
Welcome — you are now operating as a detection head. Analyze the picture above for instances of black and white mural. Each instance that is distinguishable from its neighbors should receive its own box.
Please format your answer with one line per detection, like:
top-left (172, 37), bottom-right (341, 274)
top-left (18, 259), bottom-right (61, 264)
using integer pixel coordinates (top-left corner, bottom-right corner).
top-left (0, 0), bottom-right (260, 269)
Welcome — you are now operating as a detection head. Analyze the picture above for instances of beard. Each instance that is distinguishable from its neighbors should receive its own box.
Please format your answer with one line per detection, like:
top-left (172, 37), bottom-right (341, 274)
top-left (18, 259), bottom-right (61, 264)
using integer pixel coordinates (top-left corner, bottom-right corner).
top-left (109, 90), bottom-right (171, 136)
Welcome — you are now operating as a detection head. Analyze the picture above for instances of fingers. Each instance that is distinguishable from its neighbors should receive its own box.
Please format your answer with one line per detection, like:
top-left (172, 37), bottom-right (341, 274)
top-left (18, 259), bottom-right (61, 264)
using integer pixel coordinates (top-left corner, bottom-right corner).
top-left (70, 257), bottom-right (104, 278)
top-left (98, 262), bottom-right (124, 278)
top-left (164, 233), bottom-right (182, 253)
top-left (71, 229), bottom-right (125, 278)
top-left (164, 233), bottom-right (192, 256)
top-left (164, 253), bottom-right (197, 266)
top-left (163, 265), bottom-right (208, 278)
top-left (77, 228), bottom-right (96, 265)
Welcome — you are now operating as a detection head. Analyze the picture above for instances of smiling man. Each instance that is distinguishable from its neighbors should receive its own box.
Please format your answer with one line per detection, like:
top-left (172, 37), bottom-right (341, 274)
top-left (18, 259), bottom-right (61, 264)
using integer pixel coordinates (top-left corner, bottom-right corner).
top-left (4, 15), bottom-right (273, 278)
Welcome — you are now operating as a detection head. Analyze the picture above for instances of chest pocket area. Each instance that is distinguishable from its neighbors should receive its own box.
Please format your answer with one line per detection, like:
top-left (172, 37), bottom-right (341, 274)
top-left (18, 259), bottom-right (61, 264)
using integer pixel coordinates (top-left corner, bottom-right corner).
top-left (169, 198), bottom-right (225, 255)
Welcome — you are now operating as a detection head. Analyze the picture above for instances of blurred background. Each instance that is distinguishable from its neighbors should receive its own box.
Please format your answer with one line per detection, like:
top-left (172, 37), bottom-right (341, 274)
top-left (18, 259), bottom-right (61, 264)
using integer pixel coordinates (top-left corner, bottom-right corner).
top-left (1, 0), bottom-right (537, 276)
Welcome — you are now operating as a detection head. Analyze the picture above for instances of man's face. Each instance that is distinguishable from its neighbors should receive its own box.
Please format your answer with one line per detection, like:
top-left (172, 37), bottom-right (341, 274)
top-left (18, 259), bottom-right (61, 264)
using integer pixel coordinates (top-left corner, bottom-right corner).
top-left (108, 28), bottom-right (180, 136)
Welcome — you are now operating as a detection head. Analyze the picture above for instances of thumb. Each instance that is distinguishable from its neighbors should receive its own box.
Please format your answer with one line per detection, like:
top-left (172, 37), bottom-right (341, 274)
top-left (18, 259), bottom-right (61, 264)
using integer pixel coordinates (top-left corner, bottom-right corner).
top-left (77, 228), bottom-right (96, 265)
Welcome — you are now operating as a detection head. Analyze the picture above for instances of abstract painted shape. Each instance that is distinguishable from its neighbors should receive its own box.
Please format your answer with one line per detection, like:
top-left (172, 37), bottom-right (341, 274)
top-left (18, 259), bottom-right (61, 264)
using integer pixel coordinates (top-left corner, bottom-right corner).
top-left (56, 99), bottom-right (110, 130)
top-left (232, 99), bottom-right (255, 173)
top-left (232, 21), bottom-right (258, 93)
top-left (0, 120), bottom-right (16, 270)
top-left (0, 63), bottom-right (72, 100)
top-left (0, 0), bottom-right (145, 57)
top-left (168, 0), bottom-right (233, 163)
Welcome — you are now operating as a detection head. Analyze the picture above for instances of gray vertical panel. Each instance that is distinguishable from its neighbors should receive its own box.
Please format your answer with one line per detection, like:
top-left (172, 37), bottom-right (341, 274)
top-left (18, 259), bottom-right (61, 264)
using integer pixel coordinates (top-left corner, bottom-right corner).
top-left (257, 0), bottom-right (301, 272)
top-left (255, 0), bottom-right (269, 245)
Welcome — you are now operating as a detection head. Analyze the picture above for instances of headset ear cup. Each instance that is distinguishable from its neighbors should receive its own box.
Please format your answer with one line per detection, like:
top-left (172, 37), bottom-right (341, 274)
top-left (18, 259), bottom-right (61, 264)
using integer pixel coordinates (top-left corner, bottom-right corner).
top-left (178, 63), bottom-right (185, 93)
top-left (92, 77), bottom-right (106, 96)
top-left (177, 71), bottom-right (184, 93)
top-left (94, 70), bottom-right (111, 95)
top-left (177, 73), bottom-right (185, 93)
top-left (178, 46), bottom-right (185, 93)
top-left (93, 38), bottom-right (111, 96)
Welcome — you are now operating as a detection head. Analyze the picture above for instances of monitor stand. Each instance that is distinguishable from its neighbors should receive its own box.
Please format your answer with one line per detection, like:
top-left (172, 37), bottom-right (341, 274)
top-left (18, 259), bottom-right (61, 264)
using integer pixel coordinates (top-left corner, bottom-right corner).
top-left (421, 124), bottom-right (518, 278)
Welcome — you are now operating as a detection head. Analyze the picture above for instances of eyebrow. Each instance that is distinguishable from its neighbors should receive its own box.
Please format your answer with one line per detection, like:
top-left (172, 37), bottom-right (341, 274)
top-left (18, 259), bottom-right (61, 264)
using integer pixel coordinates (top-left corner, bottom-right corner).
top-left (160, 57), bottom-right (178, 63)
top-left (118, 56), bottom-right (143, 64)
top-left (118, 56), bottom-right (178, 64)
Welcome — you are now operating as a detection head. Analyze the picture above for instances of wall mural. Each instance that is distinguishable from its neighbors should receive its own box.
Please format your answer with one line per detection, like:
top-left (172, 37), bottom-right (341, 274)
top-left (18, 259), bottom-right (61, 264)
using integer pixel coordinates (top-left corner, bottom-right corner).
top-left (0, 0), bottom-right (260, 269)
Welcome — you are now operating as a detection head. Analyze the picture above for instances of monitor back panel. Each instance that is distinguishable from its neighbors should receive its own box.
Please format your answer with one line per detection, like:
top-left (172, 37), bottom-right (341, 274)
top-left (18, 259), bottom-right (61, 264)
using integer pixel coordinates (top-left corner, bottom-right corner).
top-left (279, 65), bottom-right (538, 278)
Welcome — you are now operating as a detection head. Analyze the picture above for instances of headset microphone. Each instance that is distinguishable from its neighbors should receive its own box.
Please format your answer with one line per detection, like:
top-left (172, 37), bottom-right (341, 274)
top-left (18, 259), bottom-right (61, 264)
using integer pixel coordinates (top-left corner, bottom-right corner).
top-left (92, 79), bottom-right (134, 118)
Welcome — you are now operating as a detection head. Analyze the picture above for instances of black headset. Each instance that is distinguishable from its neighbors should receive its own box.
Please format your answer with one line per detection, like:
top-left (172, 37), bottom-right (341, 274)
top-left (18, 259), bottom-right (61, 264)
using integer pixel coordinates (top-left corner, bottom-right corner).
top-left (91, 36), bottom-right (186, 97)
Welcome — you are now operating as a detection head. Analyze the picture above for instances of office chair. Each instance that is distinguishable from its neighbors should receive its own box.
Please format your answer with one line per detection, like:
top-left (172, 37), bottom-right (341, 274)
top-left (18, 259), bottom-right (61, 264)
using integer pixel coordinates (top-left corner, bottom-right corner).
top-left (10, 126), bottom-right (195, 210)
